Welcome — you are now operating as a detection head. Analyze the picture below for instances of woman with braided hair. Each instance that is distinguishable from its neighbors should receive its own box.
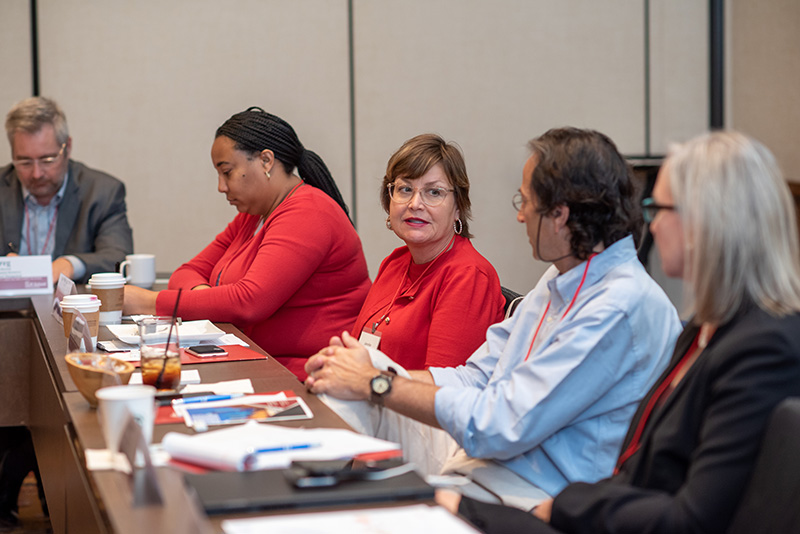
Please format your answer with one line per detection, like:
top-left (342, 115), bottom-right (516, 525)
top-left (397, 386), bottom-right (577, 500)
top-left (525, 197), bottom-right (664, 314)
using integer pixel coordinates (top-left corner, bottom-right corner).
top-left (124, 107), bottom-right (371, 380)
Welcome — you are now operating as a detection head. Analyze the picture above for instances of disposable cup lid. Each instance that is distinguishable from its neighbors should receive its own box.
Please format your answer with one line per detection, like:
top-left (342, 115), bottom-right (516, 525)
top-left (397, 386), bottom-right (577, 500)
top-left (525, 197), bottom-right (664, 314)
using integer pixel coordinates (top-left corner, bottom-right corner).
top-left (62, 301), bottom-right (101, 312)
top-left (89, 272), bottom-right (125, 282)
top-left (89, 279), bottom-right (125, 288)
top-left (62, 294), bottom-right (98, 303)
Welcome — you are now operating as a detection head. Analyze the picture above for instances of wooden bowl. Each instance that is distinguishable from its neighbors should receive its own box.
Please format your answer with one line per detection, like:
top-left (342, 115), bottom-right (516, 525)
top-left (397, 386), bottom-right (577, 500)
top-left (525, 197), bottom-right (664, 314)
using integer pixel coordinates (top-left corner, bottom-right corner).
top-left (65, 353), bottom-right (135, 407)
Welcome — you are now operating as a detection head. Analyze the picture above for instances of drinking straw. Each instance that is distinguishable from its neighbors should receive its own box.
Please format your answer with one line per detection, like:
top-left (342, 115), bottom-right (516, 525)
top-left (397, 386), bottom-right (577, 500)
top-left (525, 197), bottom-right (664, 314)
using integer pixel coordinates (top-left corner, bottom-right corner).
top-left (156, 288), bottom-right (182, 387)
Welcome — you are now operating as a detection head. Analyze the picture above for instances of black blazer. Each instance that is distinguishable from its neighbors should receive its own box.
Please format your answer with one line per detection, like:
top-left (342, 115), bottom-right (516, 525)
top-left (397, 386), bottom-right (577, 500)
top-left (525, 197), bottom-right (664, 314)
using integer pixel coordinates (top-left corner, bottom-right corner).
top-left (459, 306), bottom-right (800, 534)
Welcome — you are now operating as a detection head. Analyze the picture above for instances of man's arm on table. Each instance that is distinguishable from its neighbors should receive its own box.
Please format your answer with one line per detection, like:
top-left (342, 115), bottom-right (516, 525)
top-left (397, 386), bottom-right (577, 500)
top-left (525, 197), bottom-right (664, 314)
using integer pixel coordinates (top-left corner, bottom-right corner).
top-left (305, 332), bottom-right (442, 428)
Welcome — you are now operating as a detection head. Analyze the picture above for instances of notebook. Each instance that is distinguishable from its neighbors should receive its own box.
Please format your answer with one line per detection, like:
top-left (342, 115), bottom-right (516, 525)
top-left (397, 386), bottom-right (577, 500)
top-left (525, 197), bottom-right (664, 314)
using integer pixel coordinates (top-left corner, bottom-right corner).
top-left (184, 468), bottom-right (434, 514)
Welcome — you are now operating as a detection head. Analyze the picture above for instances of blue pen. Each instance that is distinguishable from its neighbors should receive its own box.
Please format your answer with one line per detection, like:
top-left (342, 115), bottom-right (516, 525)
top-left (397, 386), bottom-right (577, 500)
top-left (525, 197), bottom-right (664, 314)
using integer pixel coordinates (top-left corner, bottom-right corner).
top-left (251, 443), bottom-right (319, 454)
top-left (243, 443), bottom-right (320, 470)
top-left (172, 393), bottom-right (244, 405)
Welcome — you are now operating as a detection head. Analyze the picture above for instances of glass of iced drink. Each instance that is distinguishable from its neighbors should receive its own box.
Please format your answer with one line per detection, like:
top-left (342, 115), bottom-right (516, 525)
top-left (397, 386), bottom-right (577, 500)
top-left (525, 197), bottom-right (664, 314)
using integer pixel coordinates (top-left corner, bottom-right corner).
top-left (138, 316), bottom-right (181, 391)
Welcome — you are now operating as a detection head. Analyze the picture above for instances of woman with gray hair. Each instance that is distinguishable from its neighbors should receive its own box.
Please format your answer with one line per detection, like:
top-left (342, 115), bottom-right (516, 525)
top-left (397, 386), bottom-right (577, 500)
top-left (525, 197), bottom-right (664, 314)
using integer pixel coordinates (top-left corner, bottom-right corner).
top-left (445, 131), bottom-right (800, 534)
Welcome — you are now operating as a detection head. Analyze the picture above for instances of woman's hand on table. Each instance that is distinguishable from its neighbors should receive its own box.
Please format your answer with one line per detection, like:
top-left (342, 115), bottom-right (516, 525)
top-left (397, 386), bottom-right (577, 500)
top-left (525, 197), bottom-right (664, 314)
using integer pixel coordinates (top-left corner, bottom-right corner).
top-left (305, 331), bottom-right (375, 400)
top-left (123, 285), bottom-right (159, 315)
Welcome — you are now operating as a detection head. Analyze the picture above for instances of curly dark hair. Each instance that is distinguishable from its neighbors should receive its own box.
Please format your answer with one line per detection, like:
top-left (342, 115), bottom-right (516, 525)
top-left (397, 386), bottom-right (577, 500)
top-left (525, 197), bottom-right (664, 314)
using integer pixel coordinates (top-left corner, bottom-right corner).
top-left (527, 127), bottom-right (642, 259)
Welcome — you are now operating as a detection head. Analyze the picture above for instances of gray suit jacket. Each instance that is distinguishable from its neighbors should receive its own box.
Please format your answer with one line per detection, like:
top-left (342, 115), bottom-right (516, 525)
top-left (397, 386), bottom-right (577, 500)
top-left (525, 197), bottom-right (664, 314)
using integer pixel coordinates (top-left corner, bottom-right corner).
top-left (0, 160), bottom-right (134, 283)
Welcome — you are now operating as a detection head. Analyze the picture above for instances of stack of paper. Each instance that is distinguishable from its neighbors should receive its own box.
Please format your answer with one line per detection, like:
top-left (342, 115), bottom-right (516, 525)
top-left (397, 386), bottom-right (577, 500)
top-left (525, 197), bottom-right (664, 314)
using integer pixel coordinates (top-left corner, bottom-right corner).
top-left (161, 421), bottom-right (401, 471)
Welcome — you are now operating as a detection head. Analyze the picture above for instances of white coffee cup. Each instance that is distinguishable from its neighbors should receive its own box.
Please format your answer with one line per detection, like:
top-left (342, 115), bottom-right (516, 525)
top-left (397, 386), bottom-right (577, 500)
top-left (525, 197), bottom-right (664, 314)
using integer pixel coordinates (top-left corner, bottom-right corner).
top-left (88, 272), bottom-right (126, 325)
top-left (95, 385), bottom-right (156, 454)
top-left (61, 296), bottom-right (101, 350)
top-left (119, 254), bottom-right (156, 289)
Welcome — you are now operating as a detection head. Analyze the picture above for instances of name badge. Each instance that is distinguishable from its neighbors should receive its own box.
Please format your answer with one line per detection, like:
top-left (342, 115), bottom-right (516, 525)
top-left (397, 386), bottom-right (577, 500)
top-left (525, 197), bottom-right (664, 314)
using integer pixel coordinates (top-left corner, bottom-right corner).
top-left (359, 329), bottom-right (382, 350)
top-left (0, 255), bottom-right (53, 296)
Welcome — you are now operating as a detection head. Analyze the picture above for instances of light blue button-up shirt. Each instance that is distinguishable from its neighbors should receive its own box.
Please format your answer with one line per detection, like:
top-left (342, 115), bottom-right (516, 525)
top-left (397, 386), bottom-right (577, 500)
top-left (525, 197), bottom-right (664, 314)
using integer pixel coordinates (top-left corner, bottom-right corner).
top-left (20, 173), bottom-right (86, 279)
top-left (431, 235), bottom-right (681, 497)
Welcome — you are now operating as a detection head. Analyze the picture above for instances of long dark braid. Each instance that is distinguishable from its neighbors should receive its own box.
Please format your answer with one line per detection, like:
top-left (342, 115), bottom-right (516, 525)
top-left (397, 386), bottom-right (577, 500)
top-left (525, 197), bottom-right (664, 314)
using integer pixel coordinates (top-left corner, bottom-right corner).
top-left (215, 107), bottom-right (351, 219)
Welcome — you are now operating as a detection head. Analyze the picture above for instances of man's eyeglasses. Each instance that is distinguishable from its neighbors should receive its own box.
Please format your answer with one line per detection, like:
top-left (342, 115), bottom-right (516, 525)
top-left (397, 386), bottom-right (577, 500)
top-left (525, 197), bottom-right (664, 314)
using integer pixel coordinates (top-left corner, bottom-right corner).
top-left (642, 197), bottom-right (676, 223)
top-left (388, 182), bottom-right (454, 207)
top-left (12, 143), bottom-right (67, 171)
top-left (512, 192), bottom-right (526, 211)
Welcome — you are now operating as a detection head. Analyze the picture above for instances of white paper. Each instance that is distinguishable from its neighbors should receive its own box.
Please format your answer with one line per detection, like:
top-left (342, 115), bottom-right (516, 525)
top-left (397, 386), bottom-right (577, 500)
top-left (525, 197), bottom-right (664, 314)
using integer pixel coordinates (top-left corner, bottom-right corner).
top-left (221, 504), bottom-right (481, 534)
top-left (181, 379), bottom-right (254, 394)
top-left (0, 255), bottom-right (53, 296)
top-left (161, 420), bottom-right (400, 471)
top-left (129, 369), bottom-right (201, 385)
top-left (85, 446), bottom-right (170, 472)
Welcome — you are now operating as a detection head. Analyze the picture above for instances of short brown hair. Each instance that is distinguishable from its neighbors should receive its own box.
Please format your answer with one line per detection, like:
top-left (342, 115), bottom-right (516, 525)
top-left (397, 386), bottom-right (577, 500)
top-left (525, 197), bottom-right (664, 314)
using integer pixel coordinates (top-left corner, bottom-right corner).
top-left (380, 134), bottom-right (473, 238)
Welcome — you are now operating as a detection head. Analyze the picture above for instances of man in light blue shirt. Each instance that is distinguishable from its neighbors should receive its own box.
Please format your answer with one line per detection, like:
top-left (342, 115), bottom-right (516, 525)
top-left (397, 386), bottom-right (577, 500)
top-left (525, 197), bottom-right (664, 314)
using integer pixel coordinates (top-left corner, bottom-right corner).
top-left (306, 127), bottom-right (681, 510)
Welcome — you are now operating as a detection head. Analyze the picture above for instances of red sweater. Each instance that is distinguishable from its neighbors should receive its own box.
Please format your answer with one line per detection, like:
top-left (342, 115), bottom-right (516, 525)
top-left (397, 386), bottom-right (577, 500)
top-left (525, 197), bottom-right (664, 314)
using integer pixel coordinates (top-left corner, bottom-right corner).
top-left (352, 236), bottom-right (504, 370)
top-left (157, 186), bottom-right (371, 380)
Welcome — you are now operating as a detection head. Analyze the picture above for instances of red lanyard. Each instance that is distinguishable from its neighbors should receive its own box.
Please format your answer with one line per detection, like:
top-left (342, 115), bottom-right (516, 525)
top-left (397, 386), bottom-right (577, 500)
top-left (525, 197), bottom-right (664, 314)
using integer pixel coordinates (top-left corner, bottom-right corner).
top-left (370, 234), bottom-right (456, 333)
top-left (24, 203), bottom-right (58, 256)
top-left (614, 330), bottom-right (702, 474)
top-left (523, 253), bottom-right (596, 362)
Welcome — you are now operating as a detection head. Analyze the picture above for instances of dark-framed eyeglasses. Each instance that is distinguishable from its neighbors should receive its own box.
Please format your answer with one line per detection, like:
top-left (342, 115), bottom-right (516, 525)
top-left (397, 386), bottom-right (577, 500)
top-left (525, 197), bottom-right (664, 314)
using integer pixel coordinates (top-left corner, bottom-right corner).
top-left (642, 197), bottom-right (676, 223)
top-left (387, 182), bottom-right (454, 207)
top-left (12, 143), bottom-right (67, 171)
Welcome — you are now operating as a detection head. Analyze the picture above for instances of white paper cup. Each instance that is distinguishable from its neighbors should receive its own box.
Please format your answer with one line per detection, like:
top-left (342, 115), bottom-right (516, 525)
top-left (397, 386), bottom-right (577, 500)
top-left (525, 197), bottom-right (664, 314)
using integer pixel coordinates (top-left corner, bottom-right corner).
top-left (95, 385), bottom-right (156, 454)
top-left (62, 299), bottom-right (101, 350)
top-left (88, 272), bottom-right (126, 325)
top-left (119, 254), bottom-right (156, 289)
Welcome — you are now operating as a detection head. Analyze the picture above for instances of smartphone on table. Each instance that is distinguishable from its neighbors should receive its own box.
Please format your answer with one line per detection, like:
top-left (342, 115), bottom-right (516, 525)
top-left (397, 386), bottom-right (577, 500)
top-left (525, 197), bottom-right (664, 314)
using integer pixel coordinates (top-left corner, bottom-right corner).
top-left (185, 345), bottom-right (228, 357)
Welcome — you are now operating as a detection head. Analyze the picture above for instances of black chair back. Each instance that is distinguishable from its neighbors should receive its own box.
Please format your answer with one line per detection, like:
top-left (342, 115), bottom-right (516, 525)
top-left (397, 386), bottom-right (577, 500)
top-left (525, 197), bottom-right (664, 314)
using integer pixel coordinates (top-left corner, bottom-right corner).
top-left (727, 397), bottom-right (800, 533)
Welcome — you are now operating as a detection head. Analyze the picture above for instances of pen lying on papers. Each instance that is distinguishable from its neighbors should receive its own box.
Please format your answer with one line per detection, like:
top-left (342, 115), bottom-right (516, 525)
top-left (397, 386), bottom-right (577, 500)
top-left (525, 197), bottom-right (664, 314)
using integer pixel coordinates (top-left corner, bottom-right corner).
top-left (251, 443), bottom-right (320, 454)
top-left (172, 393), bottom-right (244, 405)
top-left (243, 443), bottom-right (321, 470)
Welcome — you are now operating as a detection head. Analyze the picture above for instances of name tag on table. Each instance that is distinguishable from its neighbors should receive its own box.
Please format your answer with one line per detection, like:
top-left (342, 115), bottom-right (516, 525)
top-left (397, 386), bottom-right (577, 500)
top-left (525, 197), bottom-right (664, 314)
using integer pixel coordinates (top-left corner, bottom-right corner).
top-left (0, 255), bottom-right (53, 296)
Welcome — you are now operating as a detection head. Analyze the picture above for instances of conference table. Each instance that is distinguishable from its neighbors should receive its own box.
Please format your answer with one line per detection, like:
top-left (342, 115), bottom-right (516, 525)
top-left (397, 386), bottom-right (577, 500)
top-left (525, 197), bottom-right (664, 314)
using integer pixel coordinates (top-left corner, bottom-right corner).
top-left (0, 292), bottom-right (369, 534)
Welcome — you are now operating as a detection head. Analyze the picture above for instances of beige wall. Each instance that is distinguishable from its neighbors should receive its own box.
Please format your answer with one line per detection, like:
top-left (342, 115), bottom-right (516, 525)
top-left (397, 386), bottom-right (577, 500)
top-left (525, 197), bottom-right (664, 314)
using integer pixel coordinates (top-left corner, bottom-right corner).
top-left (730, 0), bottom-right (800, 181)
top-left (0, 0), bottom-right (31, 158)
top-left (1, 0), bottom-right (719, 295)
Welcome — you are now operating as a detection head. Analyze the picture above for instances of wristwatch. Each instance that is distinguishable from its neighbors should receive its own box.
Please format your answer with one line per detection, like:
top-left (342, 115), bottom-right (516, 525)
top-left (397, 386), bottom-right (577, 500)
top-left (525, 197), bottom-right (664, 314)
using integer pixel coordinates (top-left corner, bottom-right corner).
top-left (369, 371), bottom-right (394, 405)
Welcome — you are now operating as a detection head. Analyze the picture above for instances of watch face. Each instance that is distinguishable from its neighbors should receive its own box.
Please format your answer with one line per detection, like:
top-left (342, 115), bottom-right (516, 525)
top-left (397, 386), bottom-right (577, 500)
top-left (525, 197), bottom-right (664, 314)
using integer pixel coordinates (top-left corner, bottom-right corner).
top-left (372, 375), bottom-right (391, 395)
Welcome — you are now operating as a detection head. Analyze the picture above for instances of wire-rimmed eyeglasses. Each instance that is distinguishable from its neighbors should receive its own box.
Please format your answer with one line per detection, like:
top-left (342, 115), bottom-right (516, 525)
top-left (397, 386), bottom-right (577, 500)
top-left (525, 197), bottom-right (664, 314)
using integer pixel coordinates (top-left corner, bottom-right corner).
top-left (642, 197), bottom-right (676, 223)
top-left (388, 182), bottom-right (454, 207)
top-left (12, 143), bottom-right (67, 171)
top-left (512, 192), bottom-right (526, 211)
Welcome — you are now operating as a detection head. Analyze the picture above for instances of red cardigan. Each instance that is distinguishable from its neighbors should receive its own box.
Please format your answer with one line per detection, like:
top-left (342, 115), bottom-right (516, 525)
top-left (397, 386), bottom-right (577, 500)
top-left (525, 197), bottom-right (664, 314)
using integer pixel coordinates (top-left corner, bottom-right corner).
top-left (352, 236), bottom-right (505, 370)
top-left (157, 186), bottom-right (371, 380)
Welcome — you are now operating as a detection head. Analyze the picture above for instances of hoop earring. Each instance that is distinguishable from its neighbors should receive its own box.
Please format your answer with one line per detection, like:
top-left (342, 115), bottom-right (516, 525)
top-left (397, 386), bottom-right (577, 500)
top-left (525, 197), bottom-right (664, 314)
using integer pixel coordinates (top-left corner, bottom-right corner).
top-left (386, 217), bottom-right (392, 230)
top-left (453, 218), bottom-right (463, 235)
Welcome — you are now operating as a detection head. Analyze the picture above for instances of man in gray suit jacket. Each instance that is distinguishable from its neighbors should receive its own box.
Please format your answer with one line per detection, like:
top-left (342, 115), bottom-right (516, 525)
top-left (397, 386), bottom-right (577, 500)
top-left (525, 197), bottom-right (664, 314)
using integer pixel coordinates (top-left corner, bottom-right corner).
top-left (0, 96), bottom-right (133, 528)
top-left (0, 96), bottom-right (133, 284)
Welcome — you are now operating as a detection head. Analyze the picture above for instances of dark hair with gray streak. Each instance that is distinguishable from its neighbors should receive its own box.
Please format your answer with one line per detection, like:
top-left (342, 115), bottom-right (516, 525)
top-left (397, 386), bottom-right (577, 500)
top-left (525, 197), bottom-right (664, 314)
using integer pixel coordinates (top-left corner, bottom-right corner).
top-left (527, 127), bottom-right (642, 259)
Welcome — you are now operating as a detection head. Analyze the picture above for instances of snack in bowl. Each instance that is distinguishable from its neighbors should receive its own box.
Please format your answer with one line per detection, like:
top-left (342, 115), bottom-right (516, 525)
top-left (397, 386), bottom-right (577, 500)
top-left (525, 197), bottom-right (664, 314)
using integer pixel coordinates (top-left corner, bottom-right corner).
top-left (65, 352), bottom-right (135, 407)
